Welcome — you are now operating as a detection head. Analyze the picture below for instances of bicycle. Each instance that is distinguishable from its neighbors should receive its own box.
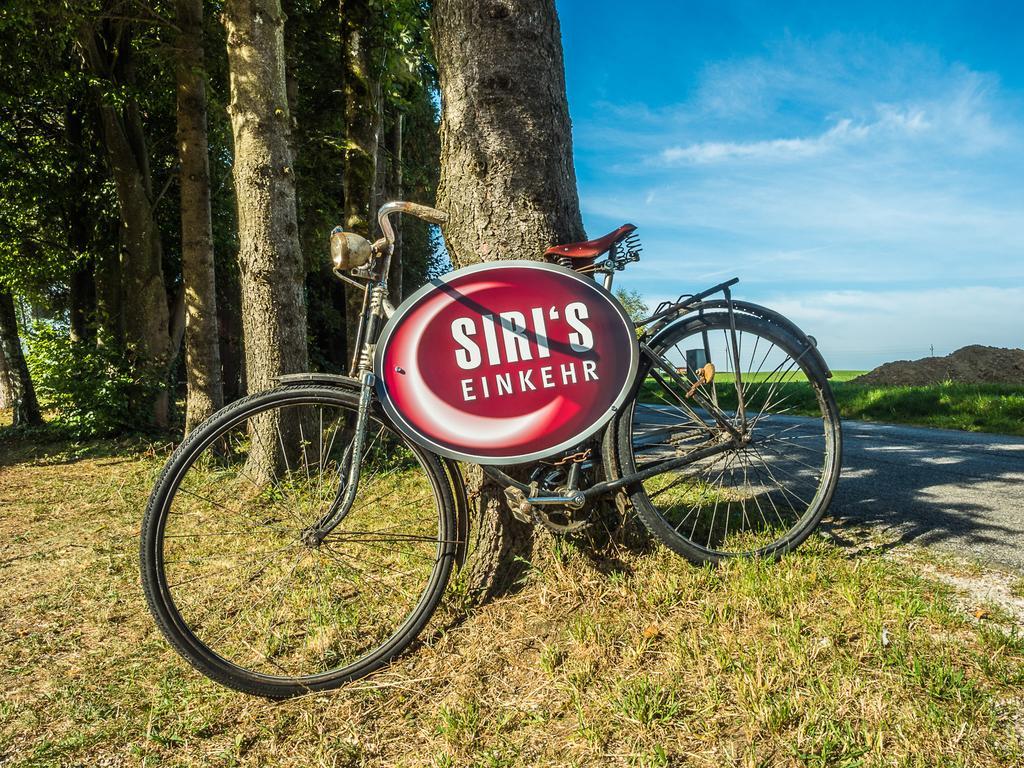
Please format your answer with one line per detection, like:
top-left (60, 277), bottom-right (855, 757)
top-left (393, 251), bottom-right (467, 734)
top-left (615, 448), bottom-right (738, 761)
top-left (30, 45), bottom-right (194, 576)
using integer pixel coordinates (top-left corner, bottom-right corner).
top-left (140, 201), bottom-right (842, 697)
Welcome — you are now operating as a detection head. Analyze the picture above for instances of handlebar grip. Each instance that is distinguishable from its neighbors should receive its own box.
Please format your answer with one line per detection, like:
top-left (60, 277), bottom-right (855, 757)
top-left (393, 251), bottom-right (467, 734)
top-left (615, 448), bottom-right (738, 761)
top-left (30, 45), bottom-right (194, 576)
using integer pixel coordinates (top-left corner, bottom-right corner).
top-left (376, 201), bottom-right (448, 252)
top-left (392, 202), bottom-right (448, 226)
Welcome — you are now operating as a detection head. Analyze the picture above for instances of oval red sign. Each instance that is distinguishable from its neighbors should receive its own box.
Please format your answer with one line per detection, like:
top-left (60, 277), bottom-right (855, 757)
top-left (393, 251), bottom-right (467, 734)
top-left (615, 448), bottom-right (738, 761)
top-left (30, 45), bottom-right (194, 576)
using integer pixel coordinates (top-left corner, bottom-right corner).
top-left (375, 261), bottom-right (639, 464)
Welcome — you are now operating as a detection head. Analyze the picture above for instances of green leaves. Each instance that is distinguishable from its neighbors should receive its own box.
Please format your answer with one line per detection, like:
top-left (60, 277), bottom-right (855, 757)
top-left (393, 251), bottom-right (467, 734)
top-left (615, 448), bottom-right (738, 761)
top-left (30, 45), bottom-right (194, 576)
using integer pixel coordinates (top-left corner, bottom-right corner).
top-left (26, 323), bottom-right (168, 436)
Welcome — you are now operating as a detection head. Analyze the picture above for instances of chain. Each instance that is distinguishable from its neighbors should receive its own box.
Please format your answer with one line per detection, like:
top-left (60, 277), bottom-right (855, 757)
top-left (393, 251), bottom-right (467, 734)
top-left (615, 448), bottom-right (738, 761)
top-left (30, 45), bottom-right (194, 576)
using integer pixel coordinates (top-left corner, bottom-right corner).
top-left (550, 448), bottom-right (592, 467)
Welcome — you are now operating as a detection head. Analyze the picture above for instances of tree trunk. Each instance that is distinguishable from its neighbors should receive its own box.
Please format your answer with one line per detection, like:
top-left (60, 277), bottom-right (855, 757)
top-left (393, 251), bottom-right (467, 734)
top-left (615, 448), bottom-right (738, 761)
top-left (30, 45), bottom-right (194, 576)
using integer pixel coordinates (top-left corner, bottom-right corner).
top-left (386, 111), bottom-right (403, 302)
top-left (79, 20), bottom-right (172, 427)
top-left (224, 0), bottom-right (309, 479)
top-left (218, 281), bottom-right (245, 402)
top-left (341, 0), bottom-right (381, 365)
top-left (432, 0), bottom-right (585, 601)
top-left (176, 0), bottom-right (225, 433)
top-left (94, 246), bottom-right (123, 347)
top-left (0, 289), bottom-right (43, 427)
top-left (0, 340), bottom-right (13, 412)
top-left (68, 263), bottom-right (95, 344)
top-left (66, 102), bottom-right (96, 345)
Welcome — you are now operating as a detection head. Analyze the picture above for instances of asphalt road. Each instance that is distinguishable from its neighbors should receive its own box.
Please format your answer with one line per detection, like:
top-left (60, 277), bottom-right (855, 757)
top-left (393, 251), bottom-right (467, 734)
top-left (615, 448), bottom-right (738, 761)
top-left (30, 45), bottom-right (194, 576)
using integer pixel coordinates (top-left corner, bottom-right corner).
top-left (829, 420), bottom-right (1024, 572)
top-left (634, 405), bottom-right (1024, 570)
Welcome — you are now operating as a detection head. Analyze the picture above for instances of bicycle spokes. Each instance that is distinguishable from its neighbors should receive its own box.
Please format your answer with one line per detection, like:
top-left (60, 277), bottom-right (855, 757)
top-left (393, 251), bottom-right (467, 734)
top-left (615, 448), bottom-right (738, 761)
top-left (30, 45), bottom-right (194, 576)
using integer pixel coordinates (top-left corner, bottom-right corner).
top-left (630, 314), bottom-right (839, 558)
top-left (156, 400), bottom-right (448, 680)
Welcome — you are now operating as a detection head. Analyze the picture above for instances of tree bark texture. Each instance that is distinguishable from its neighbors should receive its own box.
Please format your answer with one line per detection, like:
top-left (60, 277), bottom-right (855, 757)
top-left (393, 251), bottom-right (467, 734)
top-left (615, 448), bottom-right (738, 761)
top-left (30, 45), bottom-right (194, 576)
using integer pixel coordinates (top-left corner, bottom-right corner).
top-left (0, 289), bottom-right (42, 427)
top-left (79, 19), bottom-right (172, 426)
top-left (432, 0), bottom-right (585, 601)
top-left (69, 263), bottom-right (95, 344)
top-left (385, 111), bottom-right (403, 302)
top-left (176, 0), bottom-right (225, 433)
top-left (224, 0), bottom-right (309, 479)
top-left (66, 104), bottom-right (97, 345)
top-left (341, 0), bottom-right (381, 362)
top-left (93, 246), bottom-right (123, 347)
top-left (433, 0), bottom-right (585, 263)
top-left (0, 339), bottom-right (13, 412)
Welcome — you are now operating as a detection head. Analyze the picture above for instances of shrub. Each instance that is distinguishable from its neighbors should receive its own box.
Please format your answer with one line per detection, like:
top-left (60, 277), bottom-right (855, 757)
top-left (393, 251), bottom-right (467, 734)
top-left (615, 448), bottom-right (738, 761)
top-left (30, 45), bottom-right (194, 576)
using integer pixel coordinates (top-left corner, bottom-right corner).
top-left (26, 324), bottom-right (167, 436)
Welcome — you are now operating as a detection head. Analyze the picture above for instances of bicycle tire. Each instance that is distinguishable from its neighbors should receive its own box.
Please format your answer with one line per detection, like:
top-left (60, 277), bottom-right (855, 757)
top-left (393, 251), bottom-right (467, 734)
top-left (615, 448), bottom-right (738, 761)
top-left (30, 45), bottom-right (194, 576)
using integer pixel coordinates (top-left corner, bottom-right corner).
top-left (140, 385), bottom-right (457, 698)
top-left (617, 313), bottom-right (842, 564)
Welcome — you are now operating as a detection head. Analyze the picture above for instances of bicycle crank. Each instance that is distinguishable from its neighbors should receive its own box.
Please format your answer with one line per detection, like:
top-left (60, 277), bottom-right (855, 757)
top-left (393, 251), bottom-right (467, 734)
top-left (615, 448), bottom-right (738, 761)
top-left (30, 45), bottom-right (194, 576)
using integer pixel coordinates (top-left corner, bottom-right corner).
top-left (504, 484), bottom-right (588, 529)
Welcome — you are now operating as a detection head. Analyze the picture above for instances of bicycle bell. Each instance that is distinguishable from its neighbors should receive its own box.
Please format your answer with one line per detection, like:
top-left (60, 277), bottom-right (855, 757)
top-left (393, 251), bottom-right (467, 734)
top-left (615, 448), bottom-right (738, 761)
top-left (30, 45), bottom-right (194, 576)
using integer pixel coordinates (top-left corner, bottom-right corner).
top-left (330, 226), bottom-right (373, 270)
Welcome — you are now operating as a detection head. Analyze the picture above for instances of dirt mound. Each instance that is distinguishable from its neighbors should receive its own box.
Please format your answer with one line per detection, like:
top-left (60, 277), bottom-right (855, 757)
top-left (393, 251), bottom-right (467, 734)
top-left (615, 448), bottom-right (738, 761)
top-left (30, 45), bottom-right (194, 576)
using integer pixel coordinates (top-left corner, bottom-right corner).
top-left (853, 345), bottom-right (1024, 386)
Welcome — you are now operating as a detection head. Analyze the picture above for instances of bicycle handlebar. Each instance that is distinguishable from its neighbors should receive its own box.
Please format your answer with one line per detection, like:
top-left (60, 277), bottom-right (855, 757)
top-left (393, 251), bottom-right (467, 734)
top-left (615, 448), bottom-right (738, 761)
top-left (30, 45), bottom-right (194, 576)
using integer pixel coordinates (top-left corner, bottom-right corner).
top-left (377, 201), bottom-right (448, 250)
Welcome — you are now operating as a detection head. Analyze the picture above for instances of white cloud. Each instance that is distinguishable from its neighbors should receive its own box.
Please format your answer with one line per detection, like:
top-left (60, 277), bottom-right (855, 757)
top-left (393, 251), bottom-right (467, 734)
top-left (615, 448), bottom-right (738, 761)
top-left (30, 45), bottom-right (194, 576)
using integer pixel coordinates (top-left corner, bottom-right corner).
top-left (691, 36), bottom-right (961, 122)
top-left (764, 286), bottom-right (1024, 367)
top-left (658, 111), bottom-right (926, 164)
top-left (656, 76), bottom-right (1005, 166)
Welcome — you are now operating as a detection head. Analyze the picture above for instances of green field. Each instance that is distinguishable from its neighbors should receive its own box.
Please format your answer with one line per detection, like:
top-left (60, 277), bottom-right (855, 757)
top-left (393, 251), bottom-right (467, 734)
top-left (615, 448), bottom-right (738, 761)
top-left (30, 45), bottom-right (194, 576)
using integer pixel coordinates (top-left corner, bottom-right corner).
top-left (648, 372), bottom-right (1024, 436)
top-left (828, 381), bottom-right (1024, 435)
top-left (828, 370), bottom-right (870, 382)
top-left (712, 370), bottom-right (866, 383)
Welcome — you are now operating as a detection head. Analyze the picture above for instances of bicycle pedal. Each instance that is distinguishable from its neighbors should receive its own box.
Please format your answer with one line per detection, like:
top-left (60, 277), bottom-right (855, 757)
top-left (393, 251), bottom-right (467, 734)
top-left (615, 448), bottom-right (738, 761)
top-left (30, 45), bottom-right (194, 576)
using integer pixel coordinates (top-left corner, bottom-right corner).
top-left (504, 484), bottom-right (536, 524)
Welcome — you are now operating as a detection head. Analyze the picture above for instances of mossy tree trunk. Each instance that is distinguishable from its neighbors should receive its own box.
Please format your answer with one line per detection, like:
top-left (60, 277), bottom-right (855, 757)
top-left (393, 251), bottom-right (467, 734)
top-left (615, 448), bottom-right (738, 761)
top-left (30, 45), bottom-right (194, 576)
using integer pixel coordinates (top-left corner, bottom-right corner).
top-left (340, 0), bottom-right (381, 366)
top-left (66, 103), bottom-right (96, 346)
top-left (224, 0), bottom-right (309, 480)
top-left (385, 111), bottom-right (403, 303)
top-left (432, 0), bottom-right (586, 602)
top-left (0, 332), bottom-right (13, 412)
top-left (79, 17), bottom-right (172, 427)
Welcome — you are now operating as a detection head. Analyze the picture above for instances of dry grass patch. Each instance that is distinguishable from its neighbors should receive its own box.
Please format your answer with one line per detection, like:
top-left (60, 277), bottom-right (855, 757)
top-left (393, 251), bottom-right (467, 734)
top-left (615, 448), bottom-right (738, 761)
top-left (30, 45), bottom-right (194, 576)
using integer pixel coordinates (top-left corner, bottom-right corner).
top-left (1, 432), bottom-right (1022, 767)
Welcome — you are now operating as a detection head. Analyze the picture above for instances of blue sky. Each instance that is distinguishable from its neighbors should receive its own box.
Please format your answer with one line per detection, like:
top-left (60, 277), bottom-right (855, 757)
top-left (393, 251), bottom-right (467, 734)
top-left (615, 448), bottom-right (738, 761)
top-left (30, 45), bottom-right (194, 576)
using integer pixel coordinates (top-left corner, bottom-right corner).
top-left (556, 0), bottom-right (1024, 369)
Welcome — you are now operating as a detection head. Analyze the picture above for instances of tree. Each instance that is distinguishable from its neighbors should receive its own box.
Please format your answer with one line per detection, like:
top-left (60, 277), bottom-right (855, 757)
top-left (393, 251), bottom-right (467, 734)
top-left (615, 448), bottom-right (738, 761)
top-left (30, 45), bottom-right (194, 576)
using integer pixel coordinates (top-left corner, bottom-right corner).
top-left (340, 0), bottom-right (382, 363)
top-left (432, 0), bottom-right (586, 600)
top-left (0, 336), bottom-right (13, 412)
top-left (0, 0), bottom-right (443, 436)
top-left (0, 289), bottom-right (42, 427)
top-left (615, 288), bottom-right (649, 325)
top-left (78, 11), bottom-right (173, 426)
top-left (174, 0), bottom-right (224, 432)
top-left (223, 0), bottom-right (309, 474)
top-left (281, 0), bottom-right (349, 372)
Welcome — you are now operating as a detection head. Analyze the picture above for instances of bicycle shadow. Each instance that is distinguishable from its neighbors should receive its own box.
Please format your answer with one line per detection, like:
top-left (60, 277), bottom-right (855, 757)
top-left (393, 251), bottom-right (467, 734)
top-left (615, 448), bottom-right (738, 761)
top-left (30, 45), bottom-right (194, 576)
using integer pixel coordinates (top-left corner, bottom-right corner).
top-left (822, 420), bottom-right (1024, 568)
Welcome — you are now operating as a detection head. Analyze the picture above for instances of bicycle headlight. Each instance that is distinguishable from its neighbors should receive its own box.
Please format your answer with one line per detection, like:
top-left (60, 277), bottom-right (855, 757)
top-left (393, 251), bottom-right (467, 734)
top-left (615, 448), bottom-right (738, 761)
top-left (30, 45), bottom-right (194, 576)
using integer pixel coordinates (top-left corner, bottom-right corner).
top-left (330, 228), bottom-right (372, 270)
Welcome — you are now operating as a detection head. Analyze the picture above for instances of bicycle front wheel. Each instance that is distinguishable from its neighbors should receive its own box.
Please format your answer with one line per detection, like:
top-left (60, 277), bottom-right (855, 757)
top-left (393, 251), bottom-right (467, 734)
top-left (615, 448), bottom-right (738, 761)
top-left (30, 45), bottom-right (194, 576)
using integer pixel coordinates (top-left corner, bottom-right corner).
top-left (618, 312), bottom-right (842, 564)
top-left (140, 385), bottom-right (457, 697)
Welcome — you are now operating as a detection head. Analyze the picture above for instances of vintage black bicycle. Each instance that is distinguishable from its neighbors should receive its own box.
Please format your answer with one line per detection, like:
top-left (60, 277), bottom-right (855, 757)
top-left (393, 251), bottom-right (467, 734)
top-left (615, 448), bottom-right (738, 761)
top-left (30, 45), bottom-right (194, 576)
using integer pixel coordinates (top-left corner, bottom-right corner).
top-left (140, 201), bottom-right (842, 697)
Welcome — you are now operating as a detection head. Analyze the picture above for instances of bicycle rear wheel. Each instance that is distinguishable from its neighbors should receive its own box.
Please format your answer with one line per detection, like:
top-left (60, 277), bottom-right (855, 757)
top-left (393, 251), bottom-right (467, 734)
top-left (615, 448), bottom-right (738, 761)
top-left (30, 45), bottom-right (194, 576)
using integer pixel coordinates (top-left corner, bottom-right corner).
top-left (617, 312), bottom-right (841, 564)
top-left (140, 385), bottom-right (457, 697)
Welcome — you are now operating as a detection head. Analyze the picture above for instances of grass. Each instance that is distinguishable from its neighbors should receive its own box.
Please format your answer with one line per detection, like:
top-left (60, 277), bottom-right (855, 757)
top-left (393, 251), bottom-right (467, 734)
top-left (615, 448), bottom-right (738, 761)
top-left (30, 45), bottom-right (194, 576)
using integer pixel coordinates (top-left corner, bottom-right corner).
top-left (828, 381), bottom-right (1024, 435)
top-left (821, 370), bottom-right (867, 383)
top-left (153, 411), bottom-right (442, 682)
top-left (712, 369), bottom-right (866, 384)
top-left (646, 375), bottom-right (1024, 436)
top-left (1, 429), bottom-right (1023, 766)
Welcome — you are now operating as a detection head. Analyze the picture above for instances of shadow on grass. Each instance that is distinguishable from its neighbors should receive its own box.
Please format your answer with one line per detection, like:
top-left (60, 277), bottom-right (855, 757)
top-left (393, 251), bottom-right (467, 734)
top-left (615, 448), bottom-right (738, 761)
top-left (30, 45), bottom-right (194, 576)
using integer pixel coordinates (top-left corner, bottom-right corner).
top-left (0, 420), bottom-right (169, 470)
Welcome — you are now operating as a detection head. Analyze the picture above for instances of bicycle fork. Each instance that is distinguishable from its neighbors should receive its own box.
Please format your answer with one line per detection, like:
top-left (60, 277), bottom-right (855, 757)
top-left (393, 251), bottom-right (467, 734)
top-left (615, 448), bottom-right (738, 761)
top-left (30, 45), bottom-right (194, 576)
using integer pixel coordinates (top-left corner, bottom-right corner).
top-left (300, 369), bottom-right (375, 546)
top-left (302, 285), bottom-right (389, 547)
